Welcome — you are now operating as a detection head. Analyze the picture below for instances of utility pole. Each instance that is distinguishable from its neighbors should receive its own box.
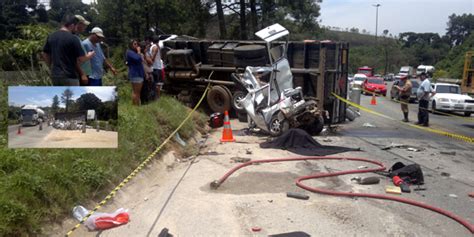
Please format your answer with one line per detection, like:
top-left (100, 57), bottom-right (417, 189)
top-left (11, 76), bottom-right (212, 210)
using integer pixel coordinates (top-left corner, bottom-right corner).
top-left (373, 4), bottom-right (381, 41)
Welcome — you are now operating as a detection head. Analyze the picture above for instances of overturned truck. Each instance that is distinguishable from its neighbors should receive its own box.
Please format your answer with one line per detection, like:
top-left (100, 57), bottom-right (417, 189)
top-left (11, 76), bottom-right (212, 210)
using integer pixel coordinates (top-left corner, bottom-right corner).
top-left (163, 28), bottom-right (349, 135)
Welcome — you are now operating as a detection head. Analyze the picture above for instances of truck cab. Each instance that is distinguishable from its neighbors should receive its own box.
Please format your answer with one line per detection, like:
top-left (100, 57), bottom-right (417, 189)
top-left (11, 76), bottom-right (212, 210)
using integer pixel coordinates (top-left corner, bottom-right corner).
top-left (20, 105), bottom-right (45, 126)
top-left (399, 66), bottom-right (414, 78)
top-left (416, 65), bottom-right (435, 77)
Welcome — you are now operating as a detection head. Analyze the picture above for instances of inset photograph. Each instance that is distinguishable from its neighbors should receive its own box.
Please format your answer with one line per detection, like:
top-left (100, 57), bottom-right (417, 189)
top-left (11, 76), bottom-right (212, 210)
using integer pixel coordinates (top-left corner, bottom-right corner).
top-left (8, 86), bottom-right (117, 148)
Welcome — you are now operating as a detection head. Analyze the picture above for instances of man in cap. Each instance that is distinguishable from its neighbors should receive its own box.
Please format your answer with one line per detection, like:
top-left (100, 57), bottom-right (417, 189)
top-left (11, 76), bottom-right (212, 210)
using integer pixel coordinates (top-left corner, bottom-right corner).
top-left (416, 72), bottom-right (436, 126)
top-left (395, 74), bottom-right (412, 122)
top-left (43, 14), bottom-right (94, 86)
top-left (82, 27), bottom-right (117, 86)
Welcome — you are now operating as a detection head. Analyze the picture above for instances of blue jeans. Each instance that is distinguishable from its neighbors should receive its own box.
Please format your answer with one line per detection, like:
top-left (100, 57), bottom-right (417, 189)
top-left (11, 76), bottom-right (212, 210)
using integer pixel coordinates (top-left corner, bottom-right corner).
top-left (418, 99), bottom-right (429, 125)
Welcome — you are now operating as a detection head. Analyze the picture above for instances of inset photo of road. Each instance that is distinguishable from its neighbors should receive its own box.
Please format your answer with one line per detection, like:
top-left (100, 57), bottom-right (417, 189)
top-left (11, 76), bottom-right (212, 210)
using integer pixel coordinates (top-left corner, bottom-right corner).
top-left (8, 86), bottom-right (118, 148)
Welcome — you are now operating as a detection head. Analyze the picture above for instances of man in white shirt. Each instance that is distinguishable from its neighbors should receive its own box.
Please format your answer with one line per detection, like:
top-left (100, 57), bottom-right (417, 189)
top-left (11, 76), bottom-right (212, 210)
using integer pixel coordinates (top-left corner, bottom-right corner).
top-left (416, 72), bottom-right (436, 126)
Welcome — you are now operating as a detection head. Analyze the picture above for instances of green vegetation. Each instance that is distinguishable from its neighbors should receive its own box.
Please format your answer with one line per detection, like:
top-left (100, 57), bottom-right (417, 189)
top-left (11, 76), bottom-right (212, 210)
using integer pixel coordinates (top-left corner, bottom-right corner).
top-left (0, 79), bottom-right (208, 236)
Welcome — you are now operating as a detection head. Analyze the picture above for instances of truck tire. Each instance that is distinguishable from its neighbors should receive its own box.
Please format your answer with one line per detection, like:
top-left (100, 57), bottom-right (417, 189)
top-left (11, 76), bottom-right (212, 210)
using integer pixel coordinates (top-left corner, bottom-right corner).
top-left (232, 90), bottom-right (247, 112)
top-left (234, 45), bottom-right (266, 59)
top-left (235, 56), bottom-right (268, 67)
top-left (207, 85), bottom-right (232, 113)
top-left (269, 112), bottom-right (289, 137)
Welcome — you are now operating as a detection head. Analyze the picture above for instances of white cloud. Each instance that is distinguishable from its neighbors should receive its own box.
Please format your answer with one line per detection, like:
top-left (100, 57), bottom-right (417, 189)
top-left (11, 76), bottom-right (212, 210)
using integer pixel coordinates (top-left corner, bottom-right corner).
top-left (84, 87), bottom-right (116, 101)
top-left (319, 0), bottom-right (473, 36)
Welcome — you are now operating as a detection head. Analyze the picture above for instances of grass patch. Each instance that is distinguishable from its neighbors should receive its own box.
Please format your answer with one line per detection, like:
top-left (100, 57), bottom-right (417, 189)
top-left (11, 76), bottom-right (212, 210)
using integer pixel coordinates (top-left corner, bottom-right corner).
top-left (0, 78), bottom-right (208, 236)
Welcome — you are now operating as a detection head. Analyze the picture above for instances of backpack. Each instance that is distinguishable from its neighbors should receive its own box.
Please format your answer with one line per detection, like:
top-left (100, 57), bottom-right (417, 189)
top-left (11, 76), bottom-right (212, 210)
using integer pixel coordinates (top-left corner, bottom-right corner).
top-left (388, 162), bottom-right (424, 185)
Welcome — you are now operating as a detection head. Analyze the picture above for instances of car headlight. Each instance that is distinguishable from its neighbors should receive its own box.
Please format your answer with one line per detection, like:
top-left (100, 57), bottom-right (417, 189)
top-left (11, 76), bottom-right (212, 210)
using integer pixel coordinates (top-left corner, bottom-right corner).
top-left (439, 98), bottom-right (449, 102)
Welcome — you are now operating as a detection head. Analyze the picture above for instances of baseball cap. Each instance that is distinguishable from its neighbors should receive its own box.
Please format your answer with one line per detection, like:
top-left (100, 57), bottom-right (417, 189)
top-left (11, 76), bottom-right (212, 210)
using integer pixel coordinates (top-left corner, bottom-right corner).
top-left (90, 27), bottom-right (105, 38)
top-left (75, 15), bottom-right (90, 25)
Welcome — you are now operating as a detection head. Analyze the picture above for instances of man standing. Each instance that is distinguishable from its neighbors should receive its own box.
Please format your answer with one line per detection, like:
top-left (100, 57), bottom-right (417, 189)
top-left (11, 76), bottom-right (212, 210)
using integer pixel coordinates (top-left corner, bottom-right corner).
top-left (43, 15), bottom-right (94, 86)
top-left (149, 35), bottom-right (163, 99)
top-left (416, 72), bottom-right (436, 126)
top-left (395, 75), bottom-right (412, 122)
top-left (82, 27), bottom-right (117, 86)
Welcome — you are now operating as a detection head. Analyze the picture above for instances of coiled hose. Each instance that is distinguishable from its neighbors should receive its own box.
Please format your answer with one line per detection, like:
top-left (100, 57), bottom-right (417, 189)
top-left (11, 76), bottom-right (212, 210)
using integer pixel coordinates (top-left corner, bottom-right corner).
top-left (210, 156), bottom-right (474, 234)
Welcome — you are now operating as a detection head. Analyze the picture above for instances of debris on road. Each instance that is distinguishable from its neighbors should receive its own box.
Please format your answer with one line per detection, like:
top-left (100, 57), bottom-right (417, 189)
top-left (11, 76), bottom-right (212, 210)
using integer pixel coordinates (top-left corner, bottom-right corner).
top-left (385, 185), bottom-right (402, 194)
top-left (381, 143), bottom-right (425, 152)
top-left (323, 138), bottom-right (333, 142)
top-left (357, 165), bottom-right (368, 169)
top-left (440, 151), bottom-right (456, 156)
top-left (351, 176), bottom-right (380, 185)
top-left (245, 148), bottom-right (253, 155)
top-left (72, 205), bottom-right (130, 231)
top-left (448, 194), bottom-right (458, 198)
top-left (173, 133), bottom-right (186, 147)
top-left (230, 157), bottom-right (251, 163)
top-left (469, 192), bottom-right (474, 198)
top-left (286, 192), bottom-right (310, 200)
top-left (362, 122), bottom-right (376, 128)
top-left (251, 227), bottom-right (262, 232)
top-left (440, 172), bottom-right (451, 177)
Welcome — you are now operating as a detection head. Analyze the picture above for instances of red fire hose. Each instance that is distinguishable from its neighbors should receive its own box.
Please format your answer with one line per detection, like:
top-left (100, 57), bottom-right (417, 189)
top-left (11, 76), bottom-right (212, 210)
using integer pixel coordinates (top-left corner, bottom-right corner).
top-left (210, 156), bottom-right (474, 234)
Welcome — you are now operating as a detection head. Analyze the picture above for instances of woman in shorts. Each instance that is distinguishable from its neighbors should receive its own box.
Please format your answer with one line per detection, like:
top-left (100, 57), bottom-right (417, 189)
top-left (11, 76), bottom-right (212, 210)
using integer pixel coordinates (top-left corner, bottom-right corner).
top-left (126, 39), bottom-right (145, 105)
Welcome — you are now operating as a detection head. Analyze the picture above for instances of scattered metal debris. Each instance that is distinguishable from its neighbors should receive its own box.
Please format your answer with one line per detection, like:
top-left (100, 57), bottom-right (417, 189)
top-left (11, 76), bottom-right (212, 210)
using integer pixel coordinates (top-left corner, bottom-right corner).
top-left (362, 122), bottom-right (376, 128)
top-left (286, 192), bottom-right (310, 200)
top-left (245, 149), bottom-right (253, 155)
top-left (448, 194), bottom-right (458, 198)
top-left (440, 151), bottom-right (456, 156)
top-left (230, 157), bottom-right (251, 163)
top-left (381, 142), bottom-right (424, 151)
top-left (440, 172), bottom-right (451, 177)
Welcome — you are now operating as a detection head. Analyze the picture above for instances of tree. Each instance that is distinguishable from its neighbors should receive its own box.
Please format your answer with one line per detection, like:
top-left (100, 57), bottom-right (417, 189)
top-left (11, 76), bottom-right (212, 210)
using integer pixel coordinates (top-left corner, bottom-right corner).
top-left (61, 88), bottom-right (74, 112)
top-left (0, 0), bottom-right (38, 40)
top-left (51, 95), bottom-right (60, 115)
top-left (249, 0), bottom-right (258, 37)
top-left (215, 0), bottom-right (227, 39)
top-left (76, 93), bottom-right (103, 111)
top-left (446, 13), bottom-right (474, 46)
top-left (239, 0), bottom-right (247, 40)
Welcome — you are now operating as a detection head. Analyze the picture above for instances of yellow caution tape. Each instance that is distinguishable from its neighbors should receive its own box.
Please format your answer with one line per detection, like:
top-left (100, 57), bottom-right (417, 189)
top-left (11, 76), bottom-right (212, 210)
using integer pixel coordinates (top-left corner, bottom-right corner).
top-left (66, 83), bottom-right (211, 236)
top-left (332, 92), bottom-right (474, 144)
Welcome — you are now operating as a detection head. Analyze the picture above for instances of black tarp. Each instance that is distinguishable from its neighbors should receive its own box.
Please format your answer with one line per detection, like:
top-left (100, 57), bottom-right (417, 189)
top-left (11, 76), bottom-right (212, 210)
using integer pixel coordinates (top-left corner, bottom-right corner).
top-left (260, 128), bottom-right (360, 156)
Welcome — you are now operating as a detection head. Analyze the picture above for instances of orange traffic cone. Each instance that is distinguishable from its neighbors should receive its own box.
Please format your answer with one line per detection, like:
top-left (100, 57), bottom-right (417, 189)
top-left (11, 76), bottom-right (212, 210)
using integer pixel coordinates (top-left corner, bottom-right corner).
top-left (220, 111), bottom-right (235, 142)
top-left (17, 124), bottom-right (22, 135)
top-left (370, 92), bottom-right (377, 105)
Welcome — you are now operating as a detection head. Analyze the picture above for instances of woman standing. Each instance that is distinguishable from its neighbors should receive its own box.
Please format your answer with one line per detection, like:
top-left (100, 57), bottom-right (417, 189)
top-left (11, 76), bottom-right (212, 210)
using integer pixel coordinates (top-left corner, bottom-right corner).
top-left (126, 40), bottom-right (145, 105)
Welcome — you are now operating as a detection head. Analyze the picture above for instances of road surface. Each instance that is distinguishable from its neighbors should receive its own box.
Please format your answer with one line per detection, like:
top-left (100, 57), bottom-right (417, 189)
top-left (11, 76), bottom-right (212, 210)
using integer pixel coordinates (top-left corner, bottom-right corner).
top-left (8, 124), bottom-right (118, 148)
top-left (49, 94), bottom-right (474, 236)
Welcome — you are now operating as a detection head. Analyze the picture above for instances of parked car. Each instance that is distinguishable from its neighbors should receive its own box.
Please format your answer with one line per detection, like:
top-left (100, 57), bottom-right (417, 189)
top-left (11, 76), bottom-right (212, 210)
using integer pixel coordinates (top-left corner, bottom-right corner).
top-left (430, 83), bottom-right (474, 116)
top-left (350, 73), bottom-right (367, 89)
top-left (362, 77), bottom-right (386, 96)
top-left (390, 79), bottom-right (420, 103)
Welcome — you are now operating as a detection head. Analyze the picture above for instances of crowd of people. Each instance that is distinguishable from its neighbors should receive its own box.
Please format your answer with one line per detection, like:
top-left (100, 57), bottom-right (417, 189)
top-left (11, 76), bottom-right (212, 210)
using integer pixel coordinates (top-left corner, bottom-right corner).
top-left (42, 14), bottom-right (117, 87)
top-left (42, 14), bottom-right (164, 106)
top-left (126, 36), bottom-right (164, 106)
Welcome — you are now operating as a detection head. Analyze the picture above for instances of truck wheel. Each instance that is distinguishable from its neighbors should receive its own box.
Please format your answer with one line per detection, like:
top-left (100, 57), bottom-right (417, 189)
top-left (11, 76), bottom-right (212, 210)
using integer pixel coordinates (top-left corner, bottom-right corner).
top-left (269, 112), bottom-right (289, 137)
top-left (232, 90), bottom-right (247, 112)
top-left (207, 85), bottom-right (232, 113)
top-left (305, 115), bottom-right (324, 136)
top-left (234, 45), bottom-right (266, 59)
top-left (464, 112), bottom-right (472, 117)
top-left (235, 56), bottom-right (268, 67)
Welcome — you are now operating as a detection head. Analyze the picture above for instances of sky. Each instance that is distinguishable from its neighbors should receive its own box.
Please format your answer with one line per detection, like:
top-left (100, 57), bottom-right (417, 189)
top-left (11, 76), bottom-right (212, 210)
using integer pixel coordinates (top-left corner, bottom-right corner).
top-left (8, 86), bottom-right (116, 107)
top-left (78, 0), bottom-right (472, 37)
top-left (319, 0), bottom-right (473, 37)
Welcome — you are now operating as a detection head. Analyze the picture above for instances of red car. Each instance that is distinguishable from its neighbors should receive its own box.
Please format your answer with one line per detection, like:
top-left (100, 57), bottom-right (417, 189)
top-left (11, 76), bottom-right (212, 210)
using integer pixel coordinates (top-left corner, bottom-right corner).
top-left (362, 77), bottom-right (387, 96)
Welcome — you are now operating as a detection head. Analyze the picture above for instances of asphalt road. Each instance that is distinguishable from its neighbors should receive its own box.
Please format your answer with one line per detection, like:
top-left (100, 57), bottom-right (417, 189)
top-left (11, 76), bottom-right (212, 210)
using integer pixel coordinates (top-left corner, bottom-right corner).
top-left (52, 101), bottom-right (474, 236)
top-left (369, 81), bottom-right (474, 139)
top-left (8, 123), bottom-right (54, 148)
